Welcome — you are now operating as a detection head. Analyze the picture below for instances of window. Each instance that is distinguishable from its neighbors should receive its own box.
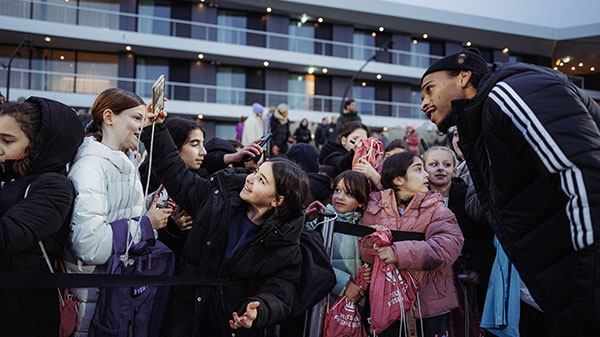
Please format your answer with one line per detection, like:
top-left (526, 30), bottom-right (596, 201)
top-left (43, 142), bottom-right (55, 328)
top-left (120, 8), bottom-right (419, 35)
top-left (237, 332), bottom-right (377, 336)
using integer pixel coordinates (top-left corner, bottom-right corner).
top-left (410, 86), bottom-right (425, 119)
top-left (352, 30), bottom-right (376, 61)
top-left (352, 81), bottom-right (375, 115)
top-left (32, 0), bottom-right (77, 25)
top-left (215, 122), bottom-right (237, 140)
top-left (217, 10), bottom-right (247, 44)
top-left (30, 49), bottom-right (76, 92)
top-left (410, 39), bottom-right (430, 68)
top-left (216, 66), bottom-right (245, 105)
top-left (138, 0), bottom-right (171, 36)
top-left (288, 73), bottom-right (315, 110)
top-left (288, 20), bottom-right (315, 54)
top-left (76, 52), bottom-right (118, 94)
top-left (78, 0), bottom-right (120, 29)
top-left (136, 57), bottom-right (169, 98)
top-left (0, 44), bottom-right (31, 93)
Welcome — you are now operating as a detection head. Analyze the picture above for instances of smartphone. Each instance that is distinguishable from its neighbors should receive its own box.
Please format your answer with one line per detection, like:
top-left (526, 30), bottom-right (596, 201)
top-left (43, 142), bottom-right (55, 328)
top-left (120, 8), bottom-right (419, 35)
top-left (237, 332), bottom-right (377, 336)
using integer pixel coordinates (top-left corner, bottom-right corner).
top-left (152, 74), bottom-right (165, 120)
top-left (243, 133), bottom-right (271, 163)
top-left (156, 186), bottom-right (169, 209)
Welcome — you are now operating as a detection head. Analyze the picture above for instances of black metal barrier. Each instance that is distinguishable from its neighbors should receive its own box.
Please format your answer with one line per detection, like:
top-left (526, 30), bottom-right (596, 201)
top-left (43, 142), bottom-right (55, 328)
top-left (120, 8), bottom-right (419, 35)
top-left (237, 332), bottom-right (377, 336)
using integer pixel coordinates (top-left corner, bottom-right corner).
top-left (0, 220), bottom-right (425, 290)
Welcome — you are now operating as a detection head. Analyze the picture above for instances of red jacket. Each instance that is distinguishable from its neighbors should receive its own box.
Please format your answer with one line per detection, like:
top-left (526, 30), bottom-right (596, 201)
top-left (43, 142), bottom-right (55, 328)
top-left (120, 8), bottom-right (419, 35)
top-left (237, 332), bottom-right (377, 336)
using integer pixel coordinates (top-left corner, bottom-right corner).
top-left (361, 189), bottom-right (464, 317)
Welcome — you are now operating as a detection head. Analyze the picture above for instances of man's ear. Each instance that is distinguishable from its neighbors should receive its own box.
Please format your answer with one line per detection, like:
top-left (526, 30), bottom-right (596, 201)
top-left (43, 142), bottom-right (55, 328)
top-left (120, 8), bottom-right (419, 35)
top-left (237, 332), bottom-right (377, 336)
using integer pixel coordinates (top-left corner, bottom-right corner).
top-left (459, 71), bottom-right (473, 89)
top-left (271, 195), bottom-right (285, 208)
top-left (102, 109), bottom-right (114, 126)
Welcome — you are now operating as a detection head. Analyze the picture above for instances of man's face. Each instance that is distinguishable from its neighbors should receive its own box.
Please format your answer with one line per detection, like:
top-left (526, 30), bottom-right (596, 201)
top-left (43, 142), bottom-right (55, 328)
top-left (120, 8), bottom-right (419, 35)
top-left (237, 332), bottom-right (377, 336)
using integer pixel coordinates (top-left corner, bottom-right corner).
top-left (346, 102), bottom-right (356, 113)
top-left (420, 71), bottom-right (466, 133)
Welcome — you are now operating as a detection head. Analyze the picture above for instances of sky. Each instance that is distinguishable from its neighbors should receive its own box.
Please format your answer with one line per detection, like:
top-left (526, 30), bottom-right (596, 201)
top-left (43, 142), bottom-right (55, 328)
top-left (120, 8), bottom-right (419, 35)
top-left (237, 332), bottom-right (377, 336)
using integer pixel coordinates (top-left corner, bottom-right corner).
top-left (383, 0), bottom-right (600, 28)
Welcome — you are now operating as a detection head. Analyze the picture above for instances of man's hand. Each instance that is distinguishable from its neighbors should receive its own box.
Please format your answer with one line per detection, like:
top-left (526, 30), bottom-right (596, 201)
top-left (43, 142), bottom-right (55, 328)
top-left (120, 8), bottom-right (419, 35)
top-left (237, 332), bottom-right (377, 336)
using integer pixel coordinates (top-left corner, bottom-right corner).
top-left (230, 301), bottom-right (260, 330)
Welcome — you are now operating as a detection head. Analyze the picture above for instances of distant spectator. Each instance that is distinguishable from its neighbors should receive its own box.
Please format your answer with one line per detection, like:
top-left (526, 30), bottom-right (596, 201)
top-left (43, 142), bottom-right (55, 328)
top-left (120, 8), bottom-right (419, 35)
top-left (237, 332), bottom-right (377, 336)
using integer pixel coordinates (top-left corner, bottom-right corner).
top-left (242, 103), bottom-right (264, 146)
top-left (314, 117), bottom-right (329, 149)
top-left (235, 116), bottom-right (246, 143)
top-left (319, 121), bottom-right (369, 177)
top-left (293, 118), bottom-right (312, 144)
top-left (336, 99), bottom-right (361, 133)
top-left (384, 139), bottom-right (408, 160)
top-left (0, 92), bottom-right (5, 105)
top-left (270, 103), bottom-right (293, 156)
top-left (378, 131), bottom-right (389, 148)
top-left (403, 124), bottom-right (420, 153)
top-left (327, 116), bottom-right (338, 143)
top-left (77, 113), bottom-right (92, 130)
top-left (286, 143), bottom-right (331, 204)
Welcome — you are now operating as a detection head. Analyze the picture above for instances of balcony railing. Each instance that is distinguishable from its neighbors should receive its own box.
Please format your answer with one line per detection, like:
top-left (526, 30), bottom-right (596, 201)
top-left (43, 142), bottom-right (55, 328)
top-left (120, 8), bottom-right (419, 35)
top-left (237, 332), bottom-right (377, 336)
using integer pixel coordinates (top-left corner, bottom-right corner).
top-left (4, 67), bottom-right (425, 119)
top-left (1, 0), bottom-right (442, 68)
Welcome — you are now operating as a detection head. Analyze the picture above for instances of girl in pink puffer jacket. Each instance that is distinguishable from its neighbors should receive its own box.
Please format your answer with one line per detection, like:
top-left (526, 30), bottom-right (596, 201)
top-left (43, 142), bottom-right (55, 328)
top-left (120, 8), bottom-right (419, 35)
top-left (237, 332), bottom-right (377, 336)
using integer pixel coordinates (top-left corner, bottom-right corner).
top-left (360, 151), bottom-right (464, 337)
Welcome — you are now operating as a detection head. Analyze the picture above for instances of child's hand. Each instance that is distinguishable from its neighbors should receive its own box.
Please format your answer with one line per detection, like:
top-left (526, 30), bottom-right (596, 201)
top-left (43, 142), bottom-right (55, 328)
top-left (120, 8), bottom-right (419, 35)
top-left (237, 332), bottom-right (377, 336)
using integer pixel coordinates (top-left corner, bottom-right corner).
top-left (376, 246), bottom-right (397, 264)
top-left (344, 280), bottom-right (364, 303)
top-left (305, 200), bottom-right (326, 222)
top-left (370, 225), bottom-right (388, 232)
top-left (361, 265), bottom-right (372, 284)
top-left (229, 301), bottom-right (260, 330)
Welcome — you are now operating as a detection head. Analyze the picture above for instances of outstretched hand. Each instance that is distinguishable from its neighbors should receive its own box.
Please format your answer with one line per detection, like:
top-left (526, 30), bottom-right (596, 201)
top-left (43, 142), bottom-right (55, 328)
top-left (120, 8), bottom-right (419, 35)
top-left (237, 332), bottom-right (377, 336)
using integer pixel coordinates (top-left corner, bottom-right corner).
top-left (229, 301), bottom-right (260, 330)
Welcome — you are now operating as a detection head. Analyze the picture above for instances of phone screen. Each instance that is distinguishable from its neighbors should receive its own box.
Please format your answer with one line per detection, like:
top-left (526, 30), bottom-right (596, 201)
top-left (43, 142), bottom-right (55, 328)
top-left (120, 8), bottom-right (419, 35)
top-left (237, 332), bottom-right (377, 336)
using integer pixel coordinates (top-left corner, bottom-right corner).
top-left (152, 74), bottom-right (165, 118)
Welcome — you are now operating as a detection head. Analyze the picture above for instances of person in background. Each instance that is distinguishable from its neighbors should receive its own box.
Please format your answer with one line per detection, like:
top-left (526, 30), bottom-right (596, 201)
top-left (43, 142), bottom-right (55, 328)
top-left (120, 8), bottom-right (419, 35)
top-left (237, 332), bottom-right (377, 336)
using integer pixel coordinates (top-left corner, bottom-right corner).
top-left (0, 98), bottom-right (83, 337)
top-left (270, 103), bottom-right (293, 156)
top-left (65, 88), bottom-right (172, 337)
top-left (383, 139), bottom-right (407, 160)
top-left (314, 117), bottom-right (329, 150)
top-left (403, 124), bottom-right (420, 153)
top-left (319, 121), bottom-right (369, 177)
top-left (242, 103), bottom-right (264, 146)
top-left (327, 115), bottom-right (338, 143)
top-left (286, 143), bottom-right (331, 204)
top-left (337, 99), bottom-right (362, 133)
top-left (235, 116), bottom-right (246, 143)
top-left (293, 118), bottom-right (312, 144)
top-left (141, 116), bottom-right (208, 260)
top-left (0, 92), bottom-right (5, 105)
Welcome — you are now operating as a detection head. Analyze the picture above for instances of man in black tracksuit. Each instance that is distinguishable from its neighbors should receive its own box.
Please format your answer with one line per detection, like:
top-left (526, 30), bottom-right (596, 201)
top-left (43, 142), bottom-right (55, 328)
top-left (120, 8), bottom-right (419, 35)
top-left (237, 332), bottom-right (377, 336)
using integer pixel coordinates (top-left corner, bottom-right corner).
top-left (420, 49), bottom-right (600, 335)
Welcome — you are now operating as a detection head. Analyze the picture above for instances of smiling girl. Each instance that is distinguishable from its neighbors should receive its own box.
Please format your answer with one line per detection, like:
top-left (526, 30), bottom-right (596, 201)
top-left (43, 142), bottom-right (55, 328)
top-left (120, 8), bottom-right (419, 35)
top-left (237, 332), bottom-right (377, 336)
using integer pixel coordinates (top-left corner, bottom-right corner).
top-left (360, 151), bottom-right (464, 337)
top-left (140, 107), bottom-right (311, 337)
top-left (64, 88), bottom-right (172, 337)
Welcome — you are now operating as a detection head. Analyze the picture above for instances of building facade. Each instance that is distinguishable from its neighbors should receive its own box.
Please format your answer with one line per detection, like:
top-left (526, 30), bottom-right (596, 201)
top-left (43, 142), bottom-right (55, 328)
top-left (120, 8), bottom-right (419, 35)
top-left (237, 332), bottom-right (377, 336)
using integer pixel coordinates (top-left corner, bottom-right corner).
top-left (1, 0), bottom-right (598, 139)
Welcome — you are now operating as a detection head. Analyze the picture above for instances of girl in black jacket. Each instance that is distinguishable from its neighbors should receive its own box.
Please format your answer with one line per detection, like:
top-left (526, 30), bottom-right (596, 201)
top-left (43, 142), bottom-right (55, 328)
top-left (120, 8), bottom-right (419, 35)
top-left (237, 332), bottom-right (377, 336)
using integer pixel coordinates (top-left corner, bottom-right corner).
top-left (0, 98), bottom-right (83, 336)
top-left (318, 121), bottom-right (369, 177)
top-left (293, 118), bottom-right (312, 144)
top-left (141, 109), bottom-right (311, 337)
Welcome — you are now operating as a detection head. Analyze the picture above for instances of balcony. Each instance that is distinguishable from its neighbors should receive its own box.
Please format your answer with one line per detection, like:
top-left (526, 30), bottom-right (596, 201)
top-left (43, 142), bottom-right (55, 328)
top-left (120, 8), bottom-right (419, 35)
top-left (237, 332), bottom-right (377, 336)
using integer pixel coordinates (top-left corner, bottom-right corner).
top-left (0, 0), bottom-right (442, 70)
top-left (2, 67), bottom-right (424, 120)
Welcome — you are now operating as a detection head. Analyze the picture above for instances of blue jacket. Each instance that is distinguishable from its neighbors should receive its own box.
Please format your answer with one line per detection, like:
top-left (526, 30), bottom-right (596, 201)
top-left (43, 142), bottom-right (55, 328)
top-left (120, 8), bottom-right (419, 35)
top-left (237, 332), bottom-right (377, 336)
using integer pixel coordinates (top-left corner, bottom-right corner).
top-left (480, 237), bottom-right (520, 337)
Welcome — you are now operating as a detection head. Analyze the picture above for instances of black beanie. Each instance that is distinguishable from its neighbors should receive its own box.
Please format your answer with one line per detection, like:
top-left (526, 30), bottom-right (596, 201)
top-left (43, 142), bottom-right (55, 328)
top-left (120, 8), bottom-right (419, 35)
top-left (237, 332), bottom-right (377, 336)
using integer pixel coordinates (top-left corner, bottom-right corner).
top-left (421, 48), bottom-right (489, 82)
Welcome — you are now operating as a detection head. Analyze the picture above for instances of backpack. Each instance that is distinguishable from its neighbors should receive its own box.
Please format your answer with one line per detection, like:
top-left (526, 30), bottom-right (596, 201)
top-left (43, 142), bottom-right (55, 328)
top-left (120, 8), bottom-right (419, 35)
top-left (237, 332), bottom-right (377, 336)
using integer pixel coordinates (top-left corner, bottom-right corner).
top-left (290, 229), bottom-right (336, 317)
top-left (352, 137), bottom-right (384, 174)
top-left (89, 217), bottom-right (174, 337)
